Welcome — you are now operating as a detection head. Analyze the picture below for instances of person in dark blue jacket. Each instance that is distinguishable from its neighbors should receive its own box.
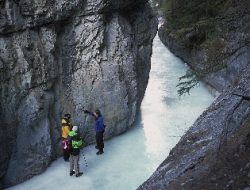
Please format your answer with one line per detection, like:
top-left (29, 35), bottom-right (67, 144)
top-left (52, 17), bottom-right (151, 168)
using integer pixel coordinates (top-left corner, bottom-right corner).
top-left (84, 109), bottom-right (105, 155)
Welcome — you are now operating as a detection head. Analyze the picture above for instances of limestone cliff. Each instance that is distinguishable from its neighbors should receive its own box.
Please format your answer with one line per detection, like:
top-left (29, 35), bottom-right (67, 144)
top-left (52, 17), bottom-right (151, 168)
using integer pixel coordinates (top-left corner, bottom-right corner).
top-left (0, 0), bottom-right (158, 187)
top-left (158, 0), bottom-right (249, 92)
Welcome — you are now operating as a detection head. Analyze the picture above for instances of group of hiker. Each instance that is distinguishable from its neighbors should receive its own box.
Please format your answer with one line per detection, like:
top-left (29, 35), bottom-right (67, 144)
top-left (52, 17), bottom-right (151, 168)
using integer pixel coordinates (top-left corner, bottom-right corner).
top-left (61, 109), bottom-right (105, 177)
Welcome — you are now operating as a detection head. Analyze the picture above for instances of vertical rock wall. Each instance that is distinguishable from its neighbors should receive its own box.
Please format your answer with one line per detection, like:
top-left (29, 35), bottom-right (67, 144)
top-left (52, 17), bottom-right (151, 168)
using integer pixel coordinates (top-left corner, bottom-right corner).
top-left (0, 0), bottom-right (158, 187)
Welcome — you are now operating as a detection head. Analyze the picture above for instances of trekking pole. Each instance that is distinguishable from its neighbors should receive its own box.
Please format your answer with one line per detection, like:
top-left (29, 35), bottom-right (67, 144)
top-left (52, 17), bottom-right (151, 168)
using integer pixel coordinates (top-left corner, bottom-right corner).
top-left (81, 142), bottom-right (92, 168)
top-left (82, 153), bottom-right (88, 167)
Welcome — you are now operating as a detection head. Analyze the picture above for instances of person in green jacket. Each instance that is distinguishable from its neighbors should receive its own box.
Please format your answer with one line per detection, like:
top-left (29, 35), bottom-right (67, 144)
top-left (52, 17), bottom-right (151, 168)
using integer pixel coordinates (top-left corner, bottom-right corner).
top-left (69, 126), bottom-right (84, 177)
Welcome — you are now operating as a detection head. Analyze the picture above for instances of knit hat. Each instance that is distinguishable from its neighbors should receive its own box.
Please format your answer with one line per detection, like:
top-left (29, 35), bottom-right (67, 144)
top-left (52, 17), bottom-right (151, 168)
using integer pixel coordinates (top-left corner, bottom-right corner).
top-left (72, 126), bottom-right (78, 131)
top-left (64, 113), bottom-right (71, 119)
top-left (95, 109), bottom-right (101, 117)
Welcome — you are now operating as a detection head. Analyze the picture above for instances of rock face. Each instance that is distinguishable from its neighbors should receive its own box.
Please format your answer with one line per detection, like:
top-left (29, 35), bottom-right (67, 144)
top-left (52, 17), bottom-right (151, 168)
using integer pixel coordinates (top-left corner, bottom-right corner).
top-left (158, 0), bottom-right (250, 92)
top-left (138, 0), bottom-right (250, 189)
top-left (0, 0), bottom-right (158, 187)
top-left (138, 67), bottom-right (250, 189)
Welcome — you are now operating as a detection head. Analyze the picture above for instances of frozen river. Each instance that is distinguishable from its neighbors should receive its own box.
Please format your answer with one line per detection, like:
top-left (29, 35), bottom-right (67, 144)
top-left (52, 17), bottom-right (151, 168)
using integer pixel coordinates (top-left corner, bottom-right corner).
top-left (8, 34), bottom-right (215, 190)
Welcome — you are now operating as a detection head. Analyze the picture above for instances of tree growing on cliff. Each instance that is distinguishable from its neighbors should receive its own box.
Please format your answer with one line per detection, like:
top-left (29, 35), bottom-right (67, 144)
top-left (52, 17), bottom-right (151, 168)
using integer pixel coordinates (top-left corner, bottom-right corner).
top-left (176, 70), bottom-right (199, 96)
top-left (157, 0), bottom-right (242, 96)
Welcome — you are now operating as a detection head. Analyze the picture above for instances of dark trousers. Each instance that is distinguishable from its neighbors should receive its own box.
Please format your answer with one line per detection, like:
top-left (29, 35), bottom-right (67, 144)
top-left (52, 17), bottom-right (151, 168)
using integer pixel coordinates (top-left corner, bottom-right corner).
top-left (63, 149), bottom-right (70, 161)
top-left (70, 154), bottom-right (80, 174)
top-left (95, 131), bottom-right (104, 152)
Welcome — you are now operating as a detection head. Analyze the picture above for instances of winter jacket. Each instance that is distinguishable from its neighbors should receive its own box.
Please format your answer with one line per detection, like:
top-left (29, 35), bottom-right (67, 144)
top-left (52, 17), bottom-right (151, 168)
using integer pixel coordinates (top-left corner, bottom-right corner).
top-left (68, 131), bottom-right (83, 156)
top-left (87, 112), bottom-right (105, 132)
top-left (61, 118), bottom-right (71, 139)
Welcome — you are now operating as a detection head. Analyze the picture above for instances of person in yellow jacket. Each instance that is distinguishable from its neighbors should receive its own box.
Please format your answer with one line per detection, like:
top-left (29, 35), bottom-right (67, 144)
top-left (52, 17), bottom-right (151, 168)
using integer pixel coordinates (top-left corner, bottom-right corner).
top-left (61, 113), bottom-right (72, 161)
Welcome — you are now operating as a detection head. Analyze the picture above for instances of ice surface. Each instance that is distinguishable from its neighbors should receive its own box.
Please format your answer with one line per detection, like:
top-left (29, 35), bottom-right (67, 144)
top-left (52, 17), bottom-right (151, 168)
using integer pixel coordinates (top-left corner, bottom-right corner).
top-left (8, 34), bottom-right (215, 190)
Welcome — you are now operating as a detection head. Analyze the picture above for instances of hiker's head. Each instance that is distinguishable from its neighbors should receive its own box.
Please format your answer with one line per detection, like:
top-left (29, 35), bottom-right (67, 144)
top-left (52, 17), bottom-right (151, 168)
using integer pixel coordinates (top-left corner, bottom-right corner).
top-left (64, 113), bottom-right (71, 120)
top-left (72, 126), bottom-right (78, 131)
top-left (94, 109), bottom-right (101, 117)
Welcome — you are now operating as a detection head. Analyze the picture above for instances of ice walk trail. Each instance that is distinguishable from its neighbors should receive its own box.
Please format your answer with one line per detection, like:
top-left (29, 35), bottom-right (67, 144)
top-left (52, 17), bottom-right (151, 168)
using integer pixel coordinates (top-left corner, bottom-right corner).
top-left (8, 34), bottom-right (215, 190)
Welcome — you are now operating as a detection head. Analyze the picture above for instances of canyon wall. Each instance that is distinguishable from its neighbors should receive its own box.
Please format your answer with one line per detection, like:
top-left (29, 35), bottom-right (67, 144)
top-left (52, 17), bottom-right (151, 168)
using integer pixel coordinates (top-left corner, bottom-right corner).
top-left (0, 0), bottom-right (158, 187)
top-left (139, 0), bottom-right (250, 189)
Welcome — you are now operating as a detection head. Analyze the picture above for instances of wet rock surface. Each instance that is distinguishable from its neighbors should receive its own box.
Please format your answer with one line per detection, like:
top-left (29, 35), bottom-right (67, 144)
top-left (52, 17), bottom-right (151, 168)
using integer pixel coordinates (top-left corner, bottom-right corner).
top-left (0, 0), bottom-right (158, 187)
top-left (138, 66), bottom-right (250, 190)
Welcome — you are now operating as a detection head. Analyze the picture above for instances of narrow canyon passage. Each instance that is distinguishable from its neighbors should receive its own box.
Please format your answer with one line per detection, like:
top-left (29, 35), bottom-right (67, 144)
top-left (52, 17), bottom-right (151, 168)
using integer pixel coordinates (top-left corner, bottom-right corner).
top-left (8, 34), bottom-right (215, 190)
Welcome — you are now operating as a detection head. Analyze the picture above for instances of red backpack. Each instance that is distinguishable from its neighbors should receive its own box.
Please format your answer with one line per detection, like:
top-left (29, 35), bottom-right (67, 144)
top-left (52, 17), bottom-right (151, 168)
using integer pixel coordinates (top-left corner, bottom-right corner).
top-left (61, 139), bottom-right (71, 151)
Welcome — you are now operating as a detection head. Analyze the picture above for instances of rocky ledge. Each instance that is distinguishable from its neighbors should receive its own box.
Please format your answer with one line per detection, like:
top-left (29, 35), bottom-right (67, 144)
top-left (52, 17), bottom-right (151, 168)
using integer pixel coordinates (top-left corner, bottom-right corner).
top-left (0, 0), bottom-right (158, 187)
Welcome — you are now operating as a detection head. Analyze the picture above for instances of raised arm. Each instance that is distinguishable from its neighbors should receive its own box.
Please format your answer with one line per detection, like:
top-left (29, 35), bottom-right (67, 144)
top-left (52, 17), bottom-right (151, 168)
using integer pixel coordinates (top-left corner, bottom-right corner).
top-left (84, 110), bottom-right (97, 119)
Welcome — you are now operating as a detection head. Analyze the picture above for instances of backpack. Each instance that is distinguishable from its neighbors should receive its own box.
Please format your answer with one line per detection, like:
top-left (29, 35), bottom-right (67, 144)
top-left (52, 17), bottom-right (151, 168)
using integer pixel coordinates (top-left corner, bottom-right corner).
top-left (61, 139), bottom-right (71, 151)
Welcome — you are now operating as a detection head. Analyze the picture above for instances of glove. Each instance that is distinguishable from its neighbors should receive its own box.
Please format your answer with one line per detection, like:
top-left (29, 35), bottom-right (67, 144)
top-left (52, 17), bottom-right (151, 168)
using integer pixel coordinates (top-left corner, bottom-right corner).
top-left (84, 110), bottom-right (90, 114)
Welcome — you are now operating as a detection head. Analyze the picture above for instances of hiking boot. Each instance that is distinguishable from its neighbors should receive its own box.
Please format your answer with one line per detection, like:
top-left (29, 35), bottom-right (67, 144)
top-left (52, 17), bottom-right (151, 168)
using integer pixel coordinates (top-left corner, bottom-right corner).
top-left (96, 151), bottom-right (104, 155)
top-left (76, 172), bottom-right (83, 177)
top-left (70, 171), bottom-right (75, 176)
